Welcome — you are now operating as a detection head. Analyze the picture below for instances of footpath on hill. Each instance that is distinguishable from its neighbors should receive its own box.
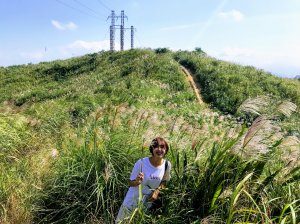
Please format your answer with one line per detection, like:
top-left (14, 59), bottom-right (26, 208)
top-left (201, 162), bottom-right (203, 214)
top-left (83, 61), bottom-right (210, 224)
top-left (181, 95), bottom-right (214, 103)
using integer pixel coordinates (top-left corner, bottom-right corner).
top-left (180, 65), bottom-right (204, 104)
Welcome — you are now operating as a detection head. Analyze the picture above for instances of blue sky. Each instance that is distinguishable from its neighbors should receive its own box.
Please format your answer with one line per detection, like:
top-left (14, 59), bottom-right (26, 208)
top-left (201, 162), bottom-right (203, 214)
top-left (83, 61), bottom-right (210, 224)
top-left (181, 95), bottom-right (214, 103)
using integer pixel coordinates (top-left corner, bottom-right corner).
top-left (1, 0), bottom-right (300, 78)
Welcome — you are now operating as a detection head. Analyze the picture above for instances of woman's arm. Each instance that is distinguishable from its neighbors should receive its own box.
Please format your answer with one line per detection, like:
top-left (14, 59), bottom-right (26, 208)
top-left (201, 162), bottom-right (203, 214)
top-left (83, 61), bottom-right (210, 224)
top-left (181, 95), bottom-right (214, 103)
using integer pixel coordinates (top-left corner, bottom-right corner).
top-left (150, 160), bottom-right (171, 201)
top-left (150, 180), bottom-right (167, 201)
top-left (128, 172), bottom-right (144, 187)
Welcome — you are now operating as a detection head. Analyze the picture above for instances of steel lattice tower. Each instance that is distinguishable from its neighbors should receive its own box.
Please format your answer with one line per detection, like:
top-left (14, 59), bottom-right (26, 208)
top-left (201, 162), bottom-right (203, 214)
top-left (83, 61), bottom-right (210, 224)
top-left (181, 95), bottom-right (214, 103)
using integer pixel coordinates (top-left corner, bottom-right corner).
top-left (131, 26), bottom-right (134, 49)
top-left (107, 10), bottom-right (134, 51)
top-left (120, 10), bottom-right (127, 51)
top-left (107, 10), bottom-right (116, 51)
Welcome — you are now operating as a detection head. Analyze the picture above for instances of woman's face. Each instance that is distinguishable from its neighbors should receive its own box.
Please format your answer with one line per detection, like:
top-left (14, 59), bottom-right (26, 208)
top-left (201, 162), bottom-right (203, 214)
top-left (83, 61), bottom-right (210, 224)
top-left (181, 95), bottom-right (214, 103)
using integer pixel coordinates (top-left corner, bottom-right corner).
top-left (152, 143), bottom-right (166, 158)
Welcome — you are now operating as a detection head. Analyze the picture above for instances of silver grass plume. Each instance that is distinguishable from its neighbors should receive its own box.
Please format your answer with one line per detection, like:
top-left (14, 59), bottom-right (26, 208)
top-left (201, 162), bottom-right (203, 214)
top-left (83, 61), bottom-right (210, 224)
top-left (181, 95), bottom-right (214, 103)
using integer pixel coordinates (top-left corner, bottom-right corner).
top-left (235, 96), bottom-right (298, 157)
top-left (279, 135), bottom-right (300, 167)
top-left (277, 101), bottom-right (297, 117)
top-left (242, 116), bottom-right (269, 148)
top-left (232, 116), bottom-right (282, 158)
top-left (238, 96), bottom-right (271, 115)
top-left (239, 96), bottom-right (297, 118)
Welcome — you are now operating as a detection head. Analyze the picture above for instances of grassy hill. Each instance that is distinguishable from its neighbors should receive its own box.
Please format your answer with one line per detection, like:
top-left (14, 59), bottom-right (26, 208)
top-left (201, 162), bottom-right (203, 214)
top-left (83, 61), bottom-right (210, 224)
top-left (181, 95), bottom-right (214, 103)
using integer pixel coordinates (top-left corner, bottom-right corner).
top-left (175, 50), bottom-right (300, 135)
top-left (0, 49), bottom-right (299, 223)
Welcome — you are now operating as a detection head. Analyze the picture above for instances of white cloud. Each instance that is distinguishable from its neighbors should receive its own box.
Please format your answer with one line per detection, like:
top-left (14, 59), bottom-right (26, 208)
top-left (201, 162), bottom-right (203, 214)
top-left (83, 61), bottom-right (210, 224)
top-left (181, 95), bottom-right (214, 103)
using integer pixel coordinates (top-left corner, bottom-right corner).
top-left (19, 51), bottom-right (45, 60)
top-left (210, 45), bottom-right (300, 78)
top-left (218, 10), bottom-right (244, 22)
top-left (51, 20), bottom-right (64, 30)
top-left (218, 47), bottom-right (255, 58)
top-left (212, 47), bottom-right (268, 70)
top-left (11, 40), bottom-right (110, 66)
top-left (67, 40), bottom-right (110, 51)
top-left (57, 39), bottom-right (112, 58)
top-left (66, 22), bottom-right (77, 30)
top-left (51, 20), bottom-right (77, 31)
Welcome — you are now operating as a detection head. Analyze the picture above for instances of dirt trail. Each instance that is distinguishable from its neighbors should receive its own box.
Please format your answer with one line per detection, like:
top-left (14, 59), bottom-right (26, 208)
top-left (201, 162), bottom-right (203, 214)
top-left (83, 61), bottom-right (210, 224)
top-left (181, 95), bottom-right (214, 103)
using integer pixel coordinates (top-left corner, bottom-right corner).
top-left (180, 65), bottom-right (204, 104)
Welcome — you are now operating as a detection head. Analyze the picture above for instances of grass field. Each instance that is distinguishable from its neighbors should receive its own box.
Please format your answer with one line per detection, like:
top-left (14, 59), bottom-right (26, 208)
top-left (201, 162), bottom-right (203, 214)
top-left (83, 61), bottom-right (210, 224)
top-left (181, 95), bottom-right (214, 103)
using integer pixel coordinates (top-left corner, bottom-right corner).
top-left (0, 49), bottom-right (299, 223)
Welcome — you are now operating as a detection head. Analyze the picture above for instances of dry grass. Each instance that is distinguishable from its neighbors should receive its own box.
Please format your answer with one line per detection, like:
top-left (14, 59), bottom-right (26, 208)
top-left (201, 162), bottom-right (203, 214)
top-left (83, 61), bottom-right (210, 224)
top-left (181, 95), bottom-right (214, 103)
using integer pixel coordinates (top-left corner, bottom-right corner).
top-left (1, 194), bottom-right (32, 224)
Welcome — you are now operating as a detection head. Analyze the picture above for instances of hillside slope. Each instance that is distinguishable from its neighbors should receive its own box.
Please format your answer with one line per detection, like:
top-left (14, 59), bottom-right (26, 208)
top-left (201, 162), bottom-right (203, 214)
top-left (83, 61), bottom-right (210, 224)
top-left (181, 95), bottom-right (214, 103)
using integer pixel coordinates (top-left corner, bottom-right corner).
top-left (175, 50), bottom-right (300, 134)
top-left (0, 49), bottom-right (299, 223)
top-left (0, 49), bottom-right (231, 223)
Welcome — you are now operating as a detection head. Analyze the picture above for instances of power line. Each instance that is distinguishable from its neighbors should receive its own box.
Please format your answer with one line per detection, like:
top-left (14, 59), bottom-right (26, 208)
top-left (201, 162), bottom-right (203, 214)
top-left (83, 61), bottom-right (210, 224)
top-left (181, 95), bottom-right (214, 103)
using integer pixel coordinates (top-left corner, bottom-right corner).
top-left (96, 0), bottom-right (111, 11)
top-left (55, 0), bottom-right (102, 19)
top-left (72, 0), bottom-right (104, 18)
top-left (135, 31), bottom-right (143, 48)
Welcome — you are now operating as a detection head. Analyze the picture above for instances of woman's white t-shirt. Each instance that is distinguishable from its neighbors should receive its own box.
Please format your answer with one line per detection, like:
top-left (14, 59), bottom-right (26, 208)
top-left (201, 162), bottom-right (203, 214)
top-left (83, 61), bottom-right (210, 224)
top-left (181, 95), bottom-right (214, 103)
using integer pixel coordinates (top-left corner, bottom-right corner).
top-left (116, 157), bottom-right (171, 221)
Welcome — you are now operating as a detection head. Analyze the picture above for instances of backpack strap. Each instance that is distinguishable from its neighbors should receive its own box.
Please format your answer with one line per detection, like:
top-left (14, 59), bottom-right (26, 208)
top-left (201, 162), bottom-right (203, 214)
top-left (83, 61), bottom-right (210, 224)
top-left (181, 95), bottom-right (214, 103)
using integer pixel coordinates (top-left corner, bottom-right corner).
top-left (162, 160), bottom-right (168, 181)
top-left (164, 159), bottom-right (168, 173)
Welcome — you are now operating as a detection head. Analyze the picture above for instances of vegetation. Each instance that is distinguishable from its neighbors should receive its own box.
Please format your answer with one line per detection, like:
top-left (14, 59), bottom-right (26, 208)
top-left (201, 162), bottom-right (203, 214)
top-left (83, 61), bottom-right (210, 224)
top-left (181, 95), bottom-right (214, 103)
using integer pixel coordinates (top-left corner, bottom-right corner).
top-left (0, 49), bottom-right (299, 223)
top-left (175, 51), bottom-right (300, 113)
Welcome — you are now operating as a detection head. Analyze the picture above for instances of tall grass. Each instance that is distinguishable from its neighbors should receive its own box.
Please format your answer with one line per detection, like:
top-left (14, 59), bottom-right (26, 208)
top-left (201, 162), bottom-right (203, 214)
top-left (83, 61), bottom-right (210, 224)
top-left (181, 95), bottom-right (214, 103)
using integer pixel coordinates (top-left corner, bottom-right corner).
top-left (33, 108), bottom-right (300, 223)
top-left (1, 49), bottom-right (299, 223)
top-left (162, 130), bottom-right (299, 223)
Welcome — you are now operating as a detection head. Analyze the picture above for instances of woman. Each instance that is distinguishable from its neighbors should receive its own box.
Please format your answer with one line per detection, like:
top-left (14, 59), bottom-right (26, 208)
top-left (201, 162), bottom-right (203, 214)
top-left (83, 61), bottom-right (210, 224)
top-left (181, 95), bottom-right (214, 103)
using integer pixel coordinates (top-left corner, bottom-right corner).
top-left (116, 137), bottom-right (171, 223)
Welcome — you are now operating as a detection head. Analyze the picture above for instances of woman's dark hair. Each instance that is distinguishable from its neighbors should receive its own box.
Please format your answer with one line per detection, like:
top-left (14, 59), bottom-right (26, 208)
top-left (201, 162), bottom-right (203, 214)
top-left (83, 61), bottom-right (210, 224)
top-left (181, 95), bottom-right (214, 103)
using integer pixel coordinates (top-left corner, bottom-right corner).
top-left (149, 137), bottom-right (169, 155)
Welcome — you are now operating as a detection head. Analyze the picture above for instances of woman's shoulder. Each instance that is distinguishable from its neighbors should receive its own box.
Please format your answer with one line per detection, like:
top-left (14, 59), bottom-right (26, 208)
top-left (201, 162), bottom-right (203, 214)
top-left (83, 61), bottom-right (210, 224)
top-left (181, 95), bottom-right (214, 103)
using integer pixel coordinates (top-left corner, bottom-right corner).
top-left (141, 157), bottom-right (150, 165)
top-left (135, 157), bottom-right (149, 165)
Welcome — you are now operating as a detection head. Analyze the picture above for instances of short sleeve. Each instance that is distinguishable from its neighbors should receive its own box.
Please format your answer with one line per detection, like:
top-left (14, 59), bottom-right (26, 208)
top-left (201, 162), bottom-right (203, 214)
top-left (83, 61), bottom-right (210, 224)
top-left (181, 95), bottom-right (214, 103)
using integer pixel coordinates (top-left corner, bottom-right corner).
top-left (129, 159), bottom-right (143, 180)
top-left (162, 160), bottom-right (171, 182)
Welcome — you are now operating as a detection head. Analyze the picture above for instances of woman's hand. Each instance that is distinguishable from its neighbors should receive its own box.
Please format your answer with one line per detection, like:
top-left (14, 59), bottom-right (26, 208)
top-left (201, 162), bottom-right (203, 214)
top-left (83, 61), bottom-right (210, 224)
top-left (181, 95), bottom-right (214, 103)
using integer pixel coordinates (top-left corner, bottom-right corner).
top-left (135, 172), bottom-right (144, 184)
top-left (150, 189), bottom-right (159, 201)
top-left (129, 172), bottom-right (144, 187)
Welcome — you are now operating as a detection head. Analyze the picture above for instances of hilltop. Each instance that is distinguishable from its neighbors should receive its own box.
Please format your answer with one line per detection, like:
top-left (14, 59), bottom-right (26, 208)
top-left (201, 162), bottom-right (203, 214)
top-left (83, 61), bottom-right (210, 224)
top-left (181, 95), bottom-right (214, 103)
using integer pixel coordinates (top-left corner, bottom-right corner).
top-left (0, 49), bottom-right (299, 223)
